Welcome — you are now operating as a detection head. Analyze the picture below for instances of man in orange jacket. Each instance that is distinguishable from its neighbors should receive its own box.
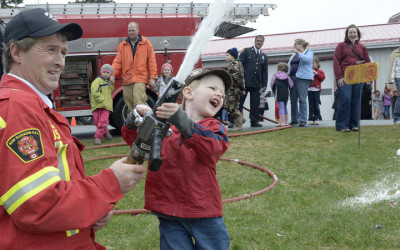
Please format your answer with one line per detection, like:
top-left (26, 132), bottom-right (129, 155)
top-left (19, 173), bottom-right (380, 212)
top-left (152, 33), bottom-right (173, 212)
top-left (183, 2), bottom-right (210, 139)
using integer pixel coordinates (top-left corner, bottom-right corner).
top-left (112, 22), bottom-right (158, 113)
top-left (0, 8), bottom-right (146, 249)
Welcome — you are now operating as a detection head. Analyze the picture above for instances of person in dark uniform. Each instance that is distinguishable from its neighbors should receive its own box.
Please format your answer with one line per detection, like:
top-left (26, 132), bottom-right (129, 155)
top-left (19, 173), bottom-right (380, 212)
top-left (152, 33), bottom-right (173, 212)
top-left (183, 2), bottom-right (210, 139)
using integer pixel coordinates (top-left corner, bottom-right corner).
top-left (239, 35), bottom-right (268, 127)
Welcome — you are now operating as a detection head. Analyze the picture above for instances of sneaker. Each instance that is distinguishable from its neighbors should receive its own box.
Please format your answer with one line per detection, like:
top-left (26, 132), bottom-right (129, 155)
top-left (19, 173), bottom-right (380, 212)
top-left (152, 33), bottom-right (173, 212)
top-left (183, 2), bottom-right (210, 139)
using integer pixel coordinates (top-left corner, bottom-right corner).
top-left (395, 121), bottom-right (400, 125)
top-left (228, 122), bottom-right (234, 128)
top-left (351, 127), bottom-right (359, 131)
top-left (313, 121), bottom-right (319, 125)
top-left (339, 128), bottom-right (350, 133)
top-left (299, 122), bottom-right (306, 127)
top-left (105, 134), bottom-right (113, 140)
top-left (289, 121), bottom-right (299, 126)
top-left (94, 139), bottom-right (102, 145)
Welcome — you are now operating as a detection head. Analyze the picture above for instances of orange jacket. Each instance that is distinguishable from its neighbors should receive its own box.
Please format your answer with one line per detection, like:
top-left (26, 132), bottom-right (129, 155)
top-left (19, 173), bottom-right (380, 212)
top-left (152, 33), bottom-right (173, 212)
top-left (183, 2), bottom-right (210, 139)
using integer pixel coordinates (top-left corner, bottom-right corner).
top-left (112, 35), bottom-right (157, 85)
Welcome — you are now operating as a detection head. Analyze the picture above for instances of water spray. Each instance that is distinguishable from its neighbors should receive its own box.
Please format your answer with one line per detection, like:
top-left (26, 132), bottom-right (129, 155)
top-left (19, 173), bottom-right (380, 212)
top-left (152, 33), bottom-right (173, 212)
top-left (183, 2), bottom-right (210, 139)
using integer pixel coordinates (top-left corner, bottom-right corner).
top-left (125, 0), bottom-right (234, 170)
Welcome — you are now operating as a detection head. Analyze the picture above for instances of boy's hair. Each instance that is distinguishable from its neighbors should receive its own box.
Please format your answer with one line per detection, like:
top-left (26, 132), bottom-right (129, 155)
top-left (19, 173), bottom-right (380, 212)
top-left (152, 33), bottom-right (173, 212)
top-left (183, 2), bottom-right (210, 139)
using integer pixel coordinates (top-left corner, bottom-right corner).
top-left (182, 79), bottom-right (200, 110)
top-left (373, 90), bottom-right (380, 95)
top-left (313, 57), bottom-right (321, 69)
top-left (277, 62), bottom-right (288, 72)
top-left (101, 64), bottom-right (114, 74)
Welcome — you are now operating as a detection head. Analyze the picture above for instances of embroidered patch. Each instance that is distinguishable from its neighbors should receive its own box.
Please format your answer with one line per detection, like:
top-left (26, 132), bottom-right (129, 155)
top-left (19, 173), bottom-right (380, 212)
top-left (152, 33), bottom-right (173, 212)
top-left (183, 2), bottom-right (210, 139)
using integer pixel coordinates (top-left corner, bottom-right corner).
top-left (7, 129), bottom-right (44, 163)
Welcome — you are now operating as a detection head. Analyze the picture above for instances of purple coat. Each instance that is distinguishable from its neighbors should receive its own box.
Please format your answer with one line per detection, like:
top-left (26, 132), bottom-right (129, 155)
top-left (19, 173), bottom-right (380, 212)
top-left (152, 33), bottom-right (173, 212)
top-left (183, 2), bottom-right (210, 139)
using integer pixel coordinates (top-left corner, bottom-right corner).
top-left (382, 94), bottom-right (391, 106)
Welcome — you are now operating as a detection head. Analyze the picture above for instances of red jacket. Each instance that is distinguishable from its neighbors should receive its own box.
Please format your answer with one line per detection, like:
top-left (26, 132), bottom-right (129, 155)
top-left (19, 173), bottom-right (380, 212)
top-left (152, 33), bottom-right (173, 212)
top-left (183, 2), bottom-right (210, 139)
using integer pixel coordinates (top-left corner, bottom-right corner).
top-left (310, 68), bottom-right (325, 90)
top-left (0, 75), bottom-right (124, 249)
top-left (333, 39), bottom-right (370, 80)
top-left (144, 118), bottom-right (229, 218)
top-left (112, 35), bottom-right (157, 85)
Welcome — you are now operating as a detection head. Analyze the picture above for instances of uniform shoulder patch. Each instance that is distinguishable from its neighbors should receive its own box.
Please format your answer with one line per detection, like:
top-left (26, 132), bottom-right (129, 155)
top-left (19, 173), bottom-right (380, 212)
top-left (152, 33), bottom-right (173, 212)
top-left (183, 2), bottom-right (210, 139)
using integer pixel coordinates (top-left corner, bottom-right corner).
top-left (7, 128), bottom-right (44, 163)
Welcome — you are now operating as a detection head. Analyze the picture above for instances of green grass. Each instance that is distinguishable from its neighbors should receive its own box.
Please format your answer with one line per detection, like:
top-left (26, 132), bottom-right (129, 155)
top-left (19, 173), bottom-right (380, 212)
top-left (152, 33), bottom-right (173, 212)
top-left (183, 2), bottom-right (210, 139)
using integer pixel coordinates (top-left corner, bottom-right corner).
top-left (81, 125), bottom-right (400, 249)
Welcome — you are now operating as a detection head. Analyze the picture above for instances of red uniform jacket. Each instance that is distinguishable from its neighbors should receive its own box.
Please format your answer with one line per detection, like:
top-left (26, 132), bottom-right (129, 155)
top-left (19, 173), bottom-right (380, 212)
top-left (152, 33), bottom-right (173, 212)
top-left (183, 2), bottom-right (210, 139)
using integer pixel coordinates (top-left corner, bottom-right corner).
top-left (0, 75), bottom-right (124, 249)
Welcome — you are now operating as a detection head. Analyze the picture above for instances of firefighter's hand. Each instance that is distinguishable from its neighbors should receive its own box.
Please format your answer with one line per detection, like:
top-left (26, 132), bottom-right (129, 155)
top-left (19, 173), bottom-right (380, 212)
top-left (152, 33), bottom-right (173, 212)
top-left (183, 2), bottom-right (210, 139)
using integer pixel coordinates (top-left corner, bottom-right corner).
top-left (156, 103), bottom-right (179, 120)
top-left (93, 211), bottom-right (113, 232)
top-left (149, 79), bottom-right (156, 89)
top-left (110, 157), bottom-right (146, 194)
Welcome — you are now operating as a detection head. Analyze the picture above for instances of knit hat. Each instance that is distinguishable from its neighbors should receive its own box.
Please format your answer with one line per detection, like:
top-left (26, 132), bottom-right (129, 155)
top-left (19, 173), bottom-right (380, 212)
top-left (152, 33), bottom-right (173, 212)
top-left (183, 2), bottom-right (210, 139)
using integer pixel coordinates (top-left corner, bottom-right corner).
top-left (226, 48), bottom-right (239, 59)
top-left (161, 63), bottom-right (173, 75)
top-left (101, 64), bottom-right (114, 74)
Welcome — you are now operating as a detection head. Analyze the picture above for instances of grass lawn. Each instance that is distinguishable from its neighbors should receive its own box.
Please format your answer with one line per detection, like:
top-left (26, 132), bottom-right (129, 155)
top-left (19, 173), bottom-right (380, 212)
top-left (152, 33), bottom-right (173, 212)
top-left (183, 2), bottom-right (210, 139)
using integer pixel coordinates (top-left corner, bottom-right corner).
top-left (82, 124), bottom-right (400, 249)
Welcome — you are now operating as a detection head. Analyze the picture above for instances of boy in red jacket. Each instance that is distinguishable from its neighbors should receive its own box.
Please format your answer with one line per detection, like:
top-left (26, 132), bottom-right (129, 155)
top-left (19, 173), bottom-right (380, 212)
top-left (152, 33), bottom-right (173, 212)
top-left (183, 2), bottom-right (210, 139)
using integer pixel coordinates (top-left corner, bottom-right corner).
top-left (124, 68), bottom-right (232, 249)
top-left (308, 57), bottom-right (326, 125)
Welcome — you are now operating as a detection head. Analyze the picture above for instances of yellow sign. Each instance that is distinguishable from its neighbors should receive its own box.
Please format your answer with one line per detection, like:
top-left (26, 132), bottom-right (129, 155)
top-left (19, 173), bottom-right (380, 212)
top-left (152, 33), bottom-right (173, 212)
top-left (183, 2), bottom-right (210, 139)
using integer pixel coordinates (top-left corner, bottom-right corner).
top-left (344, 62), bottom-right (379, 84)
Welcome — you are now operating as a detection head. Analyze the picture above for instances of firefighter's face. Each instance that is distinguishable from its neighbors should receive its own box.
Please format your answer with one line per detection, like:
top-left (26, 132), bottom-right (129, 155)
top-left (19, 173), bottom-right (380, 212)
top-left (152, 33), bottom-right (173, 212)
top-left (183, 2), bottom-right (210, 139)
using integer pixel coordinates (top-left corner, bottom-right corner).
top-left (12, 33), bottom-right (67, 95)
top-left (128, 23), bottom-right (139, 41)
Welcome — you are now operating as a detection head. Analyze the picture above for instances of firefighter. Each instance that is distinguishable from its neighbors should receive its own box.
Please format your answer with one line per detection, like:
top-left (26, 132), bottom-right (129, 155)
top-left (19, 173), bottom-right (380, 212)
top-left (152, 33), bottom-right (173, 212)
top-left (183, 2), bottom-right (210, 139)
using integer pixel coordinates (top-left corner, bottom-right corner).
top-left (0, 8), bottom-right (146, 249)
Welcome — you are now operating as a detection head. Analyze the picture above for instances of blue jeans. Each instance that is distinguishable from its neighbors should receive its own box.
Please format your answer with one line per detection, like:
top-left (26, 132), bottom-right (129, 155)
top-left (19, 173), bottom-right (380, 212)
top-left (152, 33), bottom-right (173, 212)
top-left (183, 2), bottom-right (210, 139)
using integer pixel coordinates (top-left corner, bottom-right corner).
top-left (394, 78), bottom-right (400, 123)
top-left (335, 81), bottom-right (361, 130)
top-left (383, 106), bottom-right (391, 117)
top-left (290, 77), bottom-right (312, 123)
top-left (158, 217), bottom-right (230, 250)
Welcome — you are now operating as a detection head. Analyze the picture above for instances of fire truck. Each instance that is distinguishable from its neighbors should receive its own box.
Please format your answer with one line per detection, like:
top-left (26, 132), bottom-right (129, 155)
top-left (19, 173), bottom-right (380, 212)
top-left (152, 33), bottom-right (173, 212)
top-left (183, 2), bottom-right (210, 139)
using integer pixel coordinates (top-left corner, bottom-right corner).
top-left (0, 3), bottom-right (276, 131)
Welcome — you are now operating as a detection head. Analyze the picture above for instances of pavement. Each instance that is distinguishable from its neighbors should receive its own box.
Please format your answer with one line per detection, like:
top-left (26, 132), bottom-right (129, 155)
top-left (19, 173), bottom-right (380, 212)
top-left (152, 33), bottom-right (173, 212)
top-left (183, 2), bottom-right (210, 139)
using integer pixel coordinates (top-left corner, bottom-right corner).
top-left (71, 118), bottom-right (396, 140)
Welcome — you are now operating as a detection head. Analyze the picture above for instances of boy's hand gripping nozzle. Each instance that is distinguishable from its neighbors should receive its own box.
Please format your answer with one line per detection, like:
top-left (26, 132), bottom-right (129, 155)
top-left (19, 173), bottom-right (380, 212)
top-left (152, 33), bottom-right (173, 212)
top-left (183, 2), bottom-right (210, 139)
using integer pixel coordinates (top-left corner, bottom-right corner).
top-left (125, 77), bottom-right (185, 171)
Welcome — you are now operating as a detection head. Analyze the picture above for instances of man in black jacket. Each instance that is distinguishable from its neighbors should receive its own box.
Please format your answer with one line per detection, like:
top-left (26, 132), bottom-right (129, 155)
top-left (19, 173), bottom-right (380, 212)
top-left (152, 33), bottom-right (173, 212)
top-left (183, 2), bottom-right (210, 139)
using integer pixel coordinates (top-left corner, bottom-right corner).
top-left (239, 35), bottom-right (268, 127)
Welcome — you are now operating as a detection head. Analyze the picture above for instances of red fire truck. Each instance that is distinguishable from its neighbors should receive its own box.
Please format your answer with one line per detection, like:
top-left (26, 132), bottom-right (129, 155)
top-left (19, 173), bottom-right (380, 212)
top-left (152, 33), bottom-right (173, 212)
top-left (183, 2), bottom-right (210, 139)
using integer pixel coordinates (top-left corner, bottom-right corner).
top-left (0, 3), bottom-right (276, 131)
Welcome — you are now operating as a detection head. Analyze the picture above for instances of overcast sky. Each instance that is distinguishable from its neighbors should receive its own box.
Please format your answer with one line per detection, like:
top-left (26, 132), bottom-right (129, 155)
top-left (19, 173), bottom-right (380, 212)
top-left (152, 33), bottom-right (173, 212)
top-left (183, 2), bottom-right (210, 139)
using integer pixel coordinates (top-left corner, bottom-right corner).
top-left (25, 0), bottom-right (399, 35)
top-left (247, 0), bottom-right (399, 35)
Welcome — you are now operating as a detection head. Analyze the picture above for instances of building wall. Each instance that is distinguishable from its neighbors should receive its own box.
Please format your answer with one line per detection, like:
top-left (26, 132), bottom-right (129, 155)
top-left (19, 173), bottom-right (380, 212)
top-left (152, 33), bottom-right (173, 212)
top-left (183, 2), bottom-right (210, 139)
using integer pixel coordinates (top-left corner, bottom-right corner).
top-left (202, 46), bottom-right (398, 121)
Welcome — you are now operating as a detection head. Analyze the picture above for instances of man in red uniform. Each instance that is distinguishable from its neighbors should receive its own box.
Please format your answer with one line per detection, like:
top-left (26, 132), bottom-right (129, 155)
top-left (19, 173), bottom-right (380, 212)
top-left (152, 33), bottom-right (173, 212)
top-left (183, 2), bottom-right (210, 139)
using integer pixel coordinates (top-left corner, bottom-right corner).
top-left (0, 8), bottom-right (146, 249)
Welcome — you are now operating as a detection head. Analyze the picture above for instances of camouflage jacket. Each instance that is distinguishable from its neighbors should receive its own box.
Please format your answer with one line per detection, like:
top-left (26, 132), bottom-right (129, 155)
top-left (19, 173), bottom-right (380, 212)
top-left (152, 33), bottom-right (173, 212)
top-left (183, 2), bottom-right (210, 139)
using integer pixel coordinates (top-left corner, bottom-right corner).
top-left (227, 60), bottom-right (245, 91)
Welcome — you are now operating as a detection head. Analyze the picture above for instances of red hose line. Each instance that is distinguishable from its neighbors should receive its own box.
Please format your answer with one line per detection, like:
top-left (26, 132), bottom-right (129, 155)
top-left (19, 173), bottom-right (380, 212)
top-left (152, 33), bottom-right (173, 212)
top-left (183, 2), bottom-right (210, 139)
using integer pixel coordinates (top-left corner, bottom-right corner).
top-left (85, 155), bottom-right (278, 215)
top-left (83, 118), bottom-right (284, 215)
top-left (228, 125), bottom-right (291, 138)
top-left (242, 106), bottom-right (278, 124)
top-left (85, 142), bottom-right (126, 150)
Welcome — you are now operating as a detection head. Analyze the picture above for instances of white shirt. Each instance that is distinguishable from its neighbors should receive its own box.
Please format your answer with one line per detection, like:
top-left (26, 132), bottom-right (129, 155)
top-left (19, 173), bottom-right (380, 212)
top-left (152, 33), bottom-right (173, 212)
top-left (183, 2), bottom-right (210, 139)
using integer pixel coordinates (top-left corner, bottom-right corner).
top-left (253, 46), bottom-right (261, 55)
top-left (8, 73), bottom-right (53, 108)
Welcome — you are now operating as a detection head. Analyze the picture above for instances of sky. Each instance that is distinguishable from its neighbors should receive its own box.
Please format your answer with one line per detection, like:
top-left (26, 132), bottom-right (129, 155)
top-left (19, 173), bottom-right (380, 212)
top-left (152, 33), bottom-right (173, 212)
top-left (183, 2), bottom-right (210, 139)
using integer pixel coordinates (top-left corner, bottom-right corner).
top-left (23, 0), bottom-right (400, 35)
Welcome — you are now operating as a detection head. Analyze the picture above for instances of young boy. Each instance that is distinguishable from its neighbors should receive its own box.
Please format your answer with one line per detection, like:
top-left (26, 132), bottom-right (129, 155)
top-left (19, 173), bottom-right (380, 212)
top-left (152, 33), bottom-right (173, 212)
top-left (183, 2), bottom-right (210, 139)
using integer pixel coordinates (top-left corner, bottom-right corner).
top-left (90, 64), bottom-right (115, 145)
top-left (131, 68), bottom-right (232, 249)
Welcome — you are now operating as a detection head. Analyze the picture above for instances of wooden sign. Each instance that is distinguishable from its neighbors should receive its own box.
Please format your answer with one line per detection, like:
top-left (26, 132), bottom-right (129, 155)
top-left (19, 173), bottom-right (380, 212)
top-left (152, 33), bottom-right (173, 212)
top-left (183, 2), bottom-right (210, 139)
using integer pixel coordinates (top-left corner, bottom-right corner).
top-left (344, 62), bottom-right (379, 84)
